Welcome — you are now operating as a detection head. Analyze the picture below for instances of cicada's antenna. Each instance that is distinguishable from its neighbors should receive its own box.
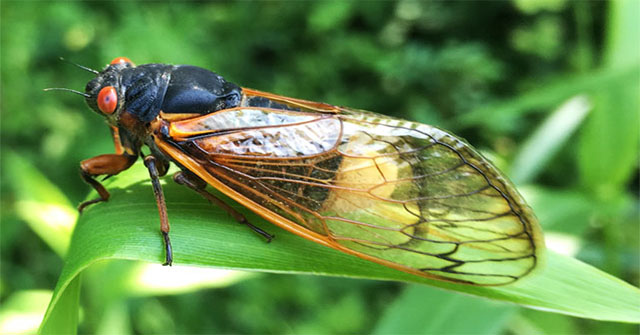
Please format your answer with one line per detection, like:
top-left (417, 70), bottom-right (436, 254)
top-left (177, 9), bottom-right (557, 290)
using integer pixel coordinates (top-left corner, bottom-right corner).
top-left (43, 87), bottom-right (91, 98)
top-left (59, 57), bottom-right (99, 75)
top-left (44, 58), bottom-right (96, 97)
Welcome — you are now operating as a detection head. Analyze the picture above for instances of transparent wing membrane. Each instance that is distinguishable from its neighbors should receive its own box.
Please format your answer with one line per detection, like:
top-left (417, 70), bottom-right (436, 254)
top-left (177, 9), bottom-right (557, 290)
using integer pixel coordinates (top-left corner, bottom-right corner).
top-left (162, 95), bottom-right (544, 285)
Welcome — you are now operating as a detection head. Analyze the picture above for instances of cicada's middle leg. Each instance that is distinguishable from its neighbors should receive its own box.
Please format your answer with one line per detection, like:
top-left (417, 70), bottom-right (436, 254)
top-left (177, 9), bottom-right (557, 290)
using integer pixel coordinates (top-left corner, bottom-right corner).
top-left (143, 155), bottom-right (173, 266)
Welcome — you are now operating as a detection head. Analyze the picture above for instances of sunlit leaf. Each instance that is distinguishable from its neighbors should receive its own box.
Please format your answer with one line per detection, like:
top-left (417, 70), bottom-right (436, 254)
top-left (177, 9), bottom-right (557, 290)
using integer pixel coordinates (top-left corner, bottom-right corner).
top-left (39, 277), bottom-right (80, 335)
top-left (39, 163), bottom-right (640, 333)
top-left (0, 290), bottom-right (52, 335)
top-left (3, 151), bottom-right (77, 256)
top-left (511, 95), bottom-right (590, 184)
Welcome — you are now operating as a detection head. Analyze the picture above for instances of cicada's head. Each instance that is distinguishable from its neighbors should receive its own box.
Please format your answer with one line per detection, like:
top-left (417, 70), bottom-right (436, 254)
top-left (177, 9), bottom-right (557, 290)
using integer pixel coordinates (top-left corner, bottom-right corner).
top-left (84, 57), bottom-right (135, 124)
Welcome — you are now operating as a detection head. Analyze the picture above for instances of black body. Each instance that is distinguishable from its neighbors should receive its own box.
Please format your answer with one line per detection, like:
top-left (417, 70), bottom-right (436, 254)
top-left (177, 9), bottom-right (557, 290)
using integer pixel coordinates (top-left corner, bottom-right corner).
top-left (85, 63), bottom-right (242, 122)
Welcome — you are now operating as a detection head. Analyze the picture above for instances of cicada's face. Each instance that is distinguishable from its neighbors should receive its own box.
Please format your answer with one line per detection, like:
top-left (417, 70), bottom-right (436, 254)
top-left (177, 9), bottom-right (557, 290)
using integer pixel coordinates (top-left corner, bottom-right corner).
top-left (84, 57), bottom-right (134, 125)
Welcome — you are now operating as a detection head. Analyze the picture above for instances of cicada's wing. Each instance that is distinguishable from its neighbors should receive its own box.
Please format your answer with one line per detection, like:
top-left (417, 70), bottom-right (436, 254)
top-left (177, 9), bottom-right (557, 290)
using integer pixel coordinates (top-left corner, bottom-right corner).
top-left (155, 91), bottom-right (544, 285)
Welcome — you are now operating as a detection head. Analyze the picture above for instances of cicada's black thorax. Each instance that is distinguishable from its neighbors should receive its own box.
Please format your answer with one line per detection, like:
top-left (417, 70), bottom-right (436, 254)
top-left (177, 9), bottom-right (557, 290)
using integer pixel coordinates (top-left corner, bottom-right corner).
top-left (160, 66), bottom-right (242, 118)
top-left (85, 63), bottom-right (242, 123)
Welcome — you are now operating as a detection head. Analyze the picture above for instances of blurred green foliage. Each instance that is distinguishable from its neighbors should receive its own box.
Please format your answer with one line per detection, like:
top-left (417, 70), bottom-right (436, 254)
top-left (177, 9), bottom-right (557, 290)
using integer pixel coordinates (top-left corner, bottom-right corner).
top-left (1, 1), bottom-right (638, 334)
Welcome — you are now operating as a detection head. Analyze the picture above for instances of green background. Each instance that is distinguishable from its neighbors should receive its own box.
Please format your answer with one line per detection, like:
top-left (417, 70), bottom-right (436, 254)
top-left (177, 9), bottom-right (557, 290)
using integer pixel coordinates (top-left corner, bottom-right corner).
top-left (1, 1), bottom-right (638, 334)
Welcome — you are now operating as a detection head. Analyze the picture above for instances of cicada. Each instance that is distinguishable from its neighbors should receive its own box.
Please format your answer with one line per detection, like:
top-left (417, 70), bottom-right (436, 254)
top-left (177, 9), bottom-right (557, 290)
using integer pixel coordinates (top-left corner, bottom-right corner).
top-left (49, 57), bottom-right (544, 286)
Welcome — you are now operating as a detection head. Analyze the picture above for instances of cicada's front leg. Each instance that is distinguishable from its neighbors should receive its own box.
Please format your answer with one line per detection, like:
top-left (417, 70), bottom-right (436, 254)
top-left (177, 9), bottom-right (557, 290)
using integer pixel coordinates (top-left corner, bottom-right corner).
top-left (78, 153), bottom-right (137, 212)
top-left (78, 126), bottom-right (139, 212)
top-left (109, 125), bottom-right (125, 155)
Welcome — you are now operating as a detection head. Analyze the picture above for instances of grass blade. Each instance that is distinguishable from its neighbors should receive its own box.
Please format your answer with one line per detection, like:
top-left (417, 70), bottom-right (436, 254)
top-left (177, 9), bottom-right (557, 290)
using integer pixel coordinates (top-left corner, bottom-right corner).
top-left (39, 163), bottom-right (640, 332)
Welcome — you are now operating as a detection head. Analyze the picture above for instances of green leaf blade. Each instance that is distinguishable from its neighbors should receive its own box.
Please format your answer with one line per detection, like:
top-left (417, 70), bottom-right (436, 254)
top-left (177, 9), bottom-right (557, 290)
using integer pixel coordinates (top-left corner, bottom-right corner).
top-left (39, 276), bottom-right (80, 335)
top-left (39, 163), bottom-right (640, 332)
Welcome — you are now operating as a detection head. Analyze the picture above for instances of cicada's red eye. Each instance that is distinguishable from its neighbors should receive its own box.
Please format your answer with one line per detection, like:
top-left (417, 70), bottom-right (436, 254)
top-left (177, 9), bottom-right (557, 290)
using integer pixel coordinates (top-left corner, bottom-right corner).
top-left (97, 86), bottom-right (118, 114)
top-left (110, 57), bottom-right (134, 66)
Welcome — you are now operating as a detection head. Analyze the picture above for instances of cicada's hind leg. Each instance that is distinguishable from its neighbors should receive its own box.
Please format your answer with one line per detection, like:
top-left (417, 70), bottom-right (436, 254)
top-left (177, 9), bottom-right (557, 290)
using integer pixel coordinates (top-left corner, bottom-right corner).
top-left (78, 154), bottom-right (137, 212)
top-left (144, 155), bottom-right (173, 266)
top-left (173, 170), bottom-right (274, 242)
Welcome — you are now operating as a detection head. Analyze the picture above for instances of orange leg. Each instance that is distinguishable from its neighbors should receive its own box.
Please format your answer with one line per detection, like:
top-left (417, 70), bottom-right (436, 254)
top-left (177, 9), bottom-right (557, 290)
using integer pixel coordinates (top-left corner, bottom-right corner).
top-left (109, 126), bottom-right (125, 155)
top-left (78, 154), bottom-right (137, 212)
